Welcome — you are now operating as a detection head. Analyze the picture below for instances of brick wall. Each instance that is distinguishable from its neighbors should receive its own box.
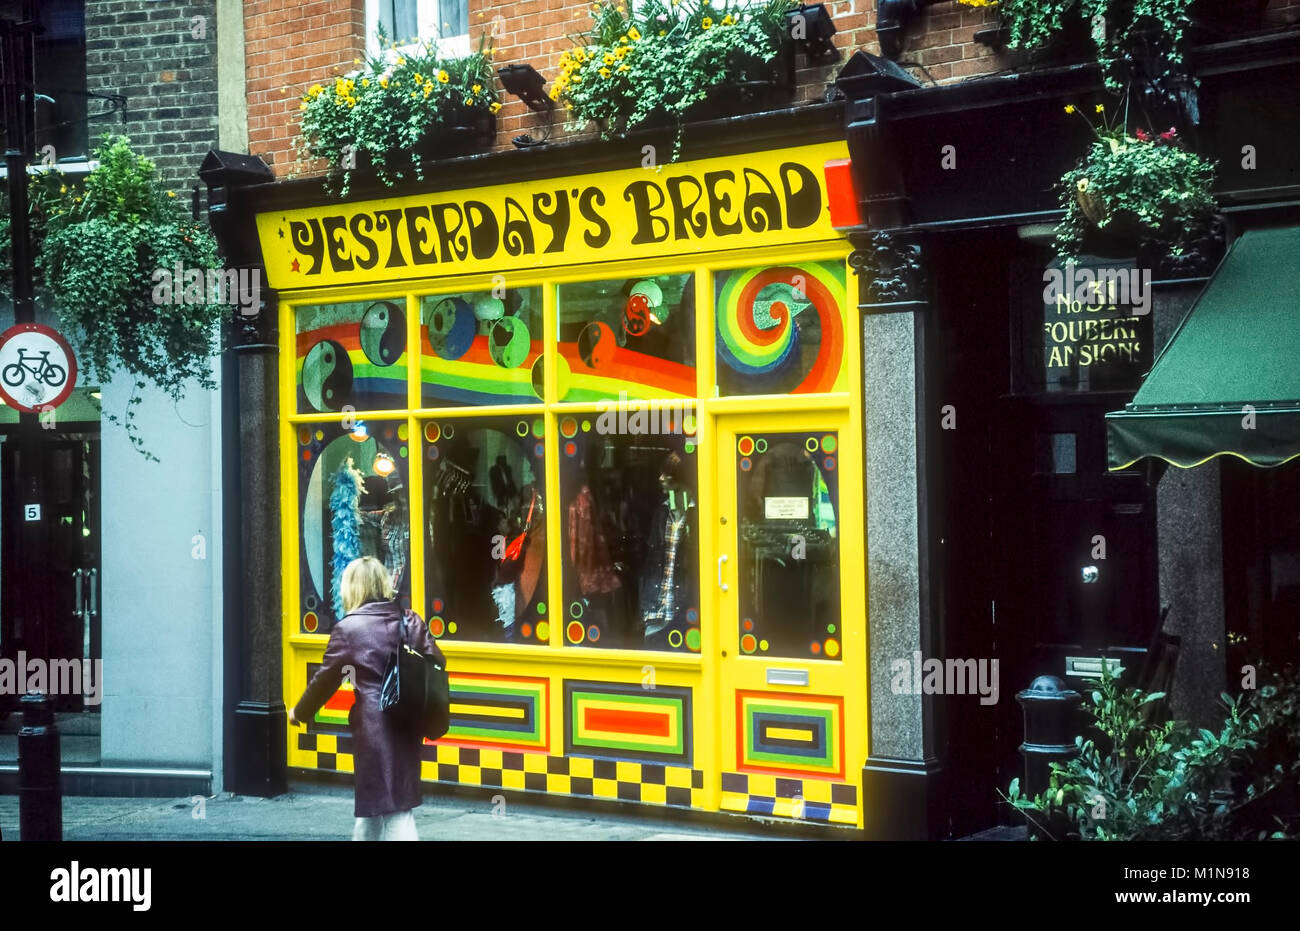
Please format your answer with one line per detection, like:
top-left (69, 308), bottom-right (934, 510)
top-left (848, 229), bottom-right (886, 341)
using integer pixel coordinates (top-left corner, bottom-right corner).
top-left (249, 0), bottom-right (1298, 179)
top-left (85, 1), bottom-right (219, 194)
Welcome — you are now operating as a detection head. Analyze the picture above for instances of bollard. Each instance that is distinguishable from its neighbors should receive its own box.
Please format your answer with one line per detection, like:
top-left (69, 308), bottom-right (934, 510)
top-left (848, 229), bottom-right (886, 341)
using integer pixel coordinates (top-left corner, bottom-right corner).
top-left (1017, 675), bottom-right (1081, 839)
top-left (18, 693), bottom-right (62, 841)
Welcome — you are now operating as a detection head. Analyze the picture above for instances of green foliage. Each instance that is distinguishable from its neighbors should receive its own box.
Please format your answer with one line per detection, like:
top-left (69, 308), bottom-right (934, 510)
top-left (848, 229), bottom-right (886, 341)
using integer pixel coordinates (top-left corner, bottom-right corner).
top-left (1055, 108), bottom-right (1217, 261)
top-left (1002, 664), bottom-right (1300, 841)
top-left (554, 0), bottom-right (794, 153)
top-left (1, 136), bottom-right (225, 460)
top-left (296, 28), bottom-right (500, 193)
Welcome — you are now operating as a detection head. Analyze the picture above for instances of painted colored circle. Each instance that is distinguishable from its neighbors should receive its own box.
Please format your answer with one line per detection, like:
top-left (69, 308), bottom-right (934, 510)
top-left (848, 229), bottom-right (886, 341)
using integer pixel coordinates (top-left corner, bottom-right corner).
top-left (827, 623), bottom-right (835, 633)
top-left (428, 446), bottom-right (439, 460)
top-left (581, 419), bottom-right (591, 433)
top-left (686, 608), bottom-right (698, 623)
top-left (737, 436), bottom-right (755, 456)
top-left (811, 641), bottom-right (822, 655)
top-left (821, 434), bottom-right (838, 453)
top-left (305, 595), bottom-right (319, 610)
top-left (741, 633), bottom-right (757, 653)
top-left (743, 618), bottom-right (753, 631)
top-left (532, 419), bottom-right (545, 438)
top-left (398, 424), bottom-right (409, 441)
top-left (383, 427), bottom-right (394, 439)
top-left (315, 430), bottom-right (325, 442)
top-left (739, 457), bottom-right (752, 471)
top-left (564, 441), bottom-right (577, 457)
top-left (755, 438), bottom-right (768, 453)
top-left (667, 629), bottom-right (683, 648)
top-left (587, 625), bottom-right (601, 642)
top-left (520, 623), bottom-right (532, 639)
top-left (537, 621), bottom-right (550, 641)
top-left (448, 621), bottom-right (458, 634)
top-left (824, 456), bottom-right (836, 471)
top-left (685, 441), bottom-right (695, 454)
top-left (399, 446), bottom-right (408, 459)
top-left (536, 602), bottom-right (546, 616)
top-left (360, 301), bottom-right (405, 366)
top-left (488, 316), bottom-right (530, 369)
top-left (303, 612), bottom-right (319, 633)
top-left (425, 422), bottom-right (441, 443)
top-left (683, 414), bottom-right (697, 435)
top-left (516, 420), bottom-right (529, 437)
top-left (685, 628), bottom-right (701, 651)
top-left (442, 422), bottom-right (454, 438)
top-left (299, 428), bottom-right (311, 446)
top-left (427, 296), bottom-right (475, 360)
top-left (534, 442), bottom-right (545, 458)
top-left (569, 601), bottom-right (584, 619)
top-left (806, 436), bottom-right (820, 453)
top-left (432, 598), bottom-right (444, 612)
top-left (825, 638), bottom-right (840, 658)
top-left (567, 620), bottom-right (585, 644)
top-left (560, 416), bottom-right (578, 438)
top-left (302, 450), bottom-right (311, 461)
top-left (428, 616), bottom-right (445, 637)
top-left (759, 639), bottom-right (769, 651)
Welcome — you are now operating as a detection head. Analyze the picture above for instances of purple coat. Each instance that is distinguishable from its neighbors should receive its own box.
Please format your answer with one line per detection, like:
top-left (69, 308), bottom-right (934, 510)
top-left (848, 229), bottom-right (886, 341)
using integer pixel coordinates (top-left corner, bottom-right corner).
top-left (293, 600), bottom-right (444, 818)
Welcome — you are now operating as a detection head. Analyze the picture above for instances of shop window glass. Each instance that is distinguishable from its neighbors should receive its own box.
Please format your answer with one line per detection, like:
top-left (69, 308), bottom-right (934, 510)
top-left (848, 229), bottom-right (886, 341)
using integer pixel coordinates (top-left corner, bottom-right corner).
top-left (423, 416), bottom-right (548, 644)
top-left (715, 261), bottom-right (847, 396)
top-left (298, 420), bottom-right (411, 634)
top-left (420, 287), bottom-right (543, 407)
top-left (297, 300), bottom-right (408, 414)
top-left (559, 424), bottom-right (700, 652)
top-left (735, 432), bottom-right (841, 660)
top-left (557, 274), bottom-right (695, 402)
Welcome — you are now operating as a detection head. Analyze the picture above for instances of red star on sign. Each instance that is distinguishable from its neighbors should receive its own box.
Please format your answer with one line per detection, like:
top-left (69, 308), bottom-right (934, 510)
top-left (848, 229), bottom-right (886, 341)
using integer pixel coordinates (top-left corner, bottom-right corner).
top-left (291, 258), bottom-right (300, 272)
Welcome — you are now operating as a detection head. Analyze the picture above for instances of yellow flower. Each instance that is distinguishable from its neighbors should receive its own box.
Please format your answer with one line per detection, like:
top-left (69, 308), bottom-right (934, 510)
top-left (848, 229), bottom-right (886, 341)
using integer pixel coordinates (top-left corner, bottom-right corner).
top-left (618, 63), bottom-right (629, 72)
top-left (619, 35), bottom-right (629, 43)
top-left (472, 84), bottom-right (482, 93)
top-left (1095, 104), bottom-right (1104, 113)
top-left (722, 14), bottom-right (734, 25)
top-left (464, 96), bottom-right (473, 106)
top-left (549, 87), bottom-right (560, 100)
top-left (599, 67), bottom-right (611, 78)
top-left (1064, 104), bottom-right (1076, 113)
top-left (1076, 178), bottom-right (1089, 193)
top-left (167, 191), bottom-right (176, 198)
top-left (604, 53), bottom-right (615, 65)
top-left (362, 77), bottom-right (370, 87)
top-left (424, 85), bottom-right (432, 97)
top-left (396, 57), bottom-right (406, 65)
top-left (560, 51), bottom-right (572, 63)
top-left (702, 17), bottom-right (713, 28)
top-left (628, 26), bottom-right (641, 40)
top-left (60, 185), bottom-right (67, 193)
top-left (615, 45), bottom-right (628, 59)
top-left (309, 83), bottom-right (324, 97)
top-left (490, 101), bottom-right (502, 112)
top-left (414, 72), bottom-right (423, 82)
top-left (410, 91), bottom-right (418, 98)
top-left (658, 29), bottom-right (665, 35)
top-left (437, 70), bottom-right (449, 83)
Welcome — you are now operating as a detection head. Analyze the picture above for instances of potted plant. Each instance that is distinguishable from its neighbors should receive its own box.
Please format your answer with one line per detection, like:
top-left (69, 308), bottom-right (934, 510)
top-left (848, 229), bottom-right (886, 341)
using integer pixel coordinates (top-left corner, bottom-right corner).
top-left (1055, 102), bottom-right (1218, 266)
top-left (0, 135), bottom-right (227, 459)
top-left (297, 30), bottom-right (501, 193)
top-left (553, 0), bottom-right (796, 156)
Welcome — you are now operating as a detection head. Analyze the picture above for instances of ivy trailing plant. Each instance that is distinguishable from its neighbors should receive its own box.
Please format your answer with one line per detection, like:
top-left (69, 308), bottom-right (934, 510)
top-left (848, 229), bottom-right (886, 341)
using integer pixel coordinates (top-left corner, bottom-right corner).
top-left (296, 28), bottom-right (501, 195)
top-left (553, 0), bottom-right (795, 157)
top-left (1002, 663), bottom-right (1300, 840)
top-left (1055, 101), bottom-right (1217, 263)
top-left (0, 135), bottom-right (226, 460)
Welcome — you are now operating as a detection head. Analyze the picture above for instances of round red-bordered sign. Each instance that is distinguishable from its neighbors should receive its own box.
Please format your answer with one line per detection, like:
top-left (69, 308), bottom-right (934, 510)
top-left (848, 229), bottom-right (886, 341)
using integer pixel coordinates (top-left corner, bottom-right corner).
top-left (0, 323), bottom-right (78, 414)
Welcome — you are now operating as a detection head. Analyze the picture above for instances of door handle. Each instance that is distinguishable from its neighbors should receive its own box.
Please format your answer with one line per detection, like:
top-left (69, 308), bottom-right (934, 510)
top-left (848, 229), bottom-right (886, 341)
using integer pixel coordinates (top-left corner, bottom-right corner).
top-left (73, 569), bottom-right (84, 619)
top-left (88, 568), bottom-right (98, 619)
top-left (717, 554), bottom-right (729, 592)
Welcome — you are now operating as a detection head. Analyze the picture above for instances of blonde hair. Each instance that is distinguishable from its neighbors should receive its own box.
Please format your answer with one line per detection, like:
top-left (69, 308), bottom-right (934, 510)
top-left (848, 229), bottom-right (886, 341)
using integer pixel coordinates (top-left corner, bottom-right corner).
top-left (340, 556), bottom-right (395, 614)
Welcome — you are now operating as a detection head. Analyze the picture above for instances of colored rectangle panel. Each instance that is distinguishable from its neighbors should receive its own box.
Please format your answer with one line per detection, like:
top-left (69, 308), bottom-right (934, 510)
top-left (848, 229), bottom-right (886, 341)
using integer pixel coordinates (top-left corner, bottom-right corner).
top-left (442, 673), bottom-right (549, 751)
top-left (736, 690), bottom-right (844, 779)
top-left (564, 680), bottom-right (692, 765)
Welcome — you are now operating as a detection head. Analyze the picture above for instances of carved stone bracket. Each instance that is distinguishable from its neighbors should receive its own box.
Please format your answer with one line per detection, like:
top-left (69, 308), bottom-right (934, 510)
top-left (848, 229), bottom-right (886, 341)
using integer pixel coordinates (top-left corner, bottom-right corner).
top-left (231, 276), bottom-right (277, 350)
top-left (853, 231), bottom-right (927, 306)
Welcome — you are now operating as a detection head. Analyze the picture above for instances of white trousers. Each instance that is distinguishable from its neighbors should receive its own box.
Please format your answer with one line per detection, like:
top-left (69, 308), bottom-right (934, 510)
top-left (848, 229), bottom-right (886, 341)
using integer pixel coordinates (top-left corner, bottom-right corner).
top-left (352, 809), bottom-right (419, 841)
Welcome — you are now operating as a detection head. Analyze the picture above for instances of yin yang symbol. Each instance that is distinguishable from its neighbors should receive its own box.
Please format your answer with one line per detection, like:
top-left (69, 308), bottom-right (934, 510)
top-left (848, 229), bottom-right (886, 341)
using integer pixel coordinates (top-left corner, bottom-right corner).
top-left (359, 301), bottom-right (405, 366)
top-left (302, 339), bottom-right (354, 412)
top-left (426, 296), bottom-right (476, 361)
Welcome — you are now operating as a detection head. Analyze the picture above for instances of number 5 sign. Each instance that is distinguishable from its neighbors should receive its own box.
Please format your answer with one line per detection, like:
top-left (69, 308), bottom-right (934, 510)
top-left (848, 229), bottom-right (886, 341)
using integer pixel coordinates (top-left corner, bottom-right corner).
top-left (0, 323), bottom-right (78, 414)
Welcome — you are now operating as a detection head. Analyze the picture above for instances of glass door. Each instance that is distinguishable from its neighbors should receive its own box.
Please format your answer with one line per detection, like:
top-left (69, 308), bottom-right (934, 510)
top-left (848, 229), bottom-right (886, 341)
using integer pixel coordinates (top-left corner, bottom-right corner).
top-left (714, 410), bottom-right (865, 827)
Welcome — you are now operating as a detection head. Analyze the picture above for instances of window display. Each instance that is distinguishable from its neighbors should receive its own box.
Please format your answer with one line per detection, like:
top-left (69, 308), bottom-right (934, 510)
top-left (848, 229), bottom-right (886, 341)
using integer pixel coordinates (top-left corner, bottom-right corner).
top-left (735, 432), bottom-right (840, 659)
top-left (557, 273), bottom-right (695, 402)
top-left (420, 286), bottom-right (544, 407)
top-left (297, 420), bottom-right (411, 633)
top-left (560, 427), bottom-right (700, 651)
top-left (297, 299), bottom-right (408, 413)
top-left (423, 416), bottom-right (549, 644)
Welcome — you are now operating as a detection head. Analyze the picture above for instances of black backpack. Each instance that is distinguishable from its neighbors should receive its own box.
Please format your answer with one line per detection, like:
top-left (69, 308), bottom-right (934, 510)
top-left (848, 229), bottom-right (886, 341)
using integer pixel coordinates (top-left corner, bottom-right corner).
top-left (379, 612), bottom-right (450, 740)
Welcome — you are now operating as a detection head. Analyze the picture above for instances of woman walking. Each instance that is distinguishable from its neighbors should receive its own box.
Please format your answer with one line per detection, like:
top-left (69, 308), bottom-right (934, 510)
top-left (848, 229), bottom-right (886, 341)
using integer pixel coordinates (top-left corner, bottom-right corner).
top-left (289, 556), bottom-right (443, 840)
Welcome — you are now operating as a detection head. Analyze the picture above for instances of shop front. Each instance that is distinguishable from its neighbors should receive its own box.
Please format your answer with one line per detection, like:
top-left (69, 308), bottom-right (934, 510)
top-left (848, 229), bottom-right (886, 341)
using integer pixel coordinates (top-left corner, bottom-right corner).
top-left (248, 137), bottom-right (869, 827)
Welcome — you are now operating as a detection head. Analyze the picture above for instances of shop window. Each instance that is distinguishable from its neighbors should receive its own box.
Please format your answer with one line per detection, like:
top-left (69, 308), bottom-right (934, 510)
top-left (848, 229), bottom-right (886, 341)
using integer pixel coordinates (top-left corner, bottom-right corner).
top-left (297, 420), bottom-right (412, 634)
top-left (557, 273), bottom-right (695, 402)
top-left (558, 426), bottom-right (700, 652)
top-left (735, 432), bottom-right (841, 660)
top-left (296, 300), bottom-right (408, 414)
top-left (368, 0), bottom-right (469, 56)
top-left (714, 261), bottom-right (847, 397)
top-left (419, 286), bottom-right (543, 407)
top-left (422, 415), bottom-right (548, 645)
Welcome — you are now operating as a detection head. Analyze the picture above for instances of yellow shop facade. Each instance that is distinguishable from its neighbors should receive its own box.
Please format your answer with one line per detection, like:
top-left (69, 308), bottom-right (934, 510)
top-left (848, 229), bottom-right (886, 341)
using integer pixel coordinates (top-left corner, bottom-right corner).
top-left (239, 132), bottom-right (868, 827)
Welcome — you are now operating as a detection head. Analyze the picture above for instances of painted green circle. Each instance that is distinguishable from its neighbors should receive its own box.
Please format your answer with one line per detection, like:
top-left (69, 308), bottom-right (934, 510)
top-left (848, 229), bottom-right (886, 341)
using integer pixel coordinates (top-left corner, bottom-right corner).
top-left (536, 601), bottom-right (546, 615)
top-left (684, 441), bottom-right (695, 454)
top-left (398, 446), bottom-right (408, 458)
top-left (532, 419), bottom-right (545, 438)
top-left (755, 438), bottom-right (768, 454)
top-left (821, 434), bottom-right (838, 453)
top-left (827, 623), bottom-right (836, 634)
top-left (581, 419), bottom-right (592, 433)
top-left (685, 628), bottom-right (701, 650)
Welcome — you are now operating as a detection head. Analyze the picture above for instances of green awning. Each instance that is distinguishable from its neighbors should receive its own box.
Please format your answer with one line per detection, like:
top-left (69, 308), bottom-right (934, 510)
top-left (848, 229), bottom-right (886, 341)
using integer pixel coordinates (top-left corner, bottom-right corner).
top-left (1107, 226), bottom-right (1300, 471)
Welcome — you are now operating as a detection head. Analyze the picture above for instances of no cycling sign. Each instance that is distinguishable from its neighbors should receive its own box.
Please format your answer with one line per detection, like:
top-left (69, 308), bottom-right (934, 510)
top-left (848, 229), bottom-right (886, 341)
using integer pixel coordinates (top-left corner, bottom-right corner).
top-left (0, 322), bottom-right (78, 414)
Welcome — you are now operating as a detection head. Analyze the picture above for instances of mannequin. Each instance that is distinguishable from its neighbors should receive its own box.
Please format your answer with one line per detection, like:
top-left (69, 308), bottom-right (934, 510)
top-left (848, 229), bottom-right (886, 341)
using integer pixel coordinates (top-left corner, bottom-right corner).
top-left (639, 451), bottom-right (697, 649)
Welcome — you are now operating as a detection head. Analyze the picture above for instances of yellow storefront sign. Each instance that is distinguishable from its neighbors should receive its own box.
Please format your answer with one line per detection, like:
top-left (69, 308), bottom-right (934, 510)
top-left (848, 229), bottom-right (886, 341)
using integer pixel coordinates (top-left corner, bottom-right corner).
top-left (256, 141), bottom-right (849, 290)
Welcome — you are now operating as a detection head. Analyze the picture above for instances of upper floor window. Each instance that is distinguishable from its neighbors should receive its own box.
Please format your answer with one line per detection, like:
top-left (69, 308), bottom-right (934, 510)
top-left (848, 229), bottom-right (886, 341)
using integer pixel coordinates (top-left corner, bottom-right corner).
top-left (368, 0), bottom-right (469, 58)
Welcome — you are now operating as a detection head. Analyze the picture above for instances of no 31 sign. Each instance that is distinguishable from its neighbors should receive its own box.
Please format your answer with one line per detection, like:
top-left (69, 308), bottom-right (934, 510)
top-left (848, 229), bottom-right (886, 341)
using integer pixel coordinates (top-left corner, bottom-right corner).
top-left (0, 323), bottom-right (78, 414)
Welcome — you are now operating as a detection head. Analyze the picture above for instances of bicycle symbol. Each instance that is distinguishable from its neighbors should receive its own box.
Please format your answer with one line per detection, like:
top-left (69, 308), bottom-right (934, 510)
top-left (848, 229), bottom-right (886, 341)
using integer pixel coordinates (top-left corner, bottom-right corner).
top-left (2, 348), bottom-right (67, 391)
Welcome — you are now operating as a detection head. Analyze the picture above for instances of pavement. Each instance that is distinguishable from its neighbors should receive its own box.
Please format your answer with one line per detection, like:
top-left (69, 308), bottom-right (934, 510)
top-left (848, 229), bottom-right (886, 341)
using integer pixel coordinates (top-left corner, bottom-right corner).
top-left (0, 780), bottom-right (792, 841)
